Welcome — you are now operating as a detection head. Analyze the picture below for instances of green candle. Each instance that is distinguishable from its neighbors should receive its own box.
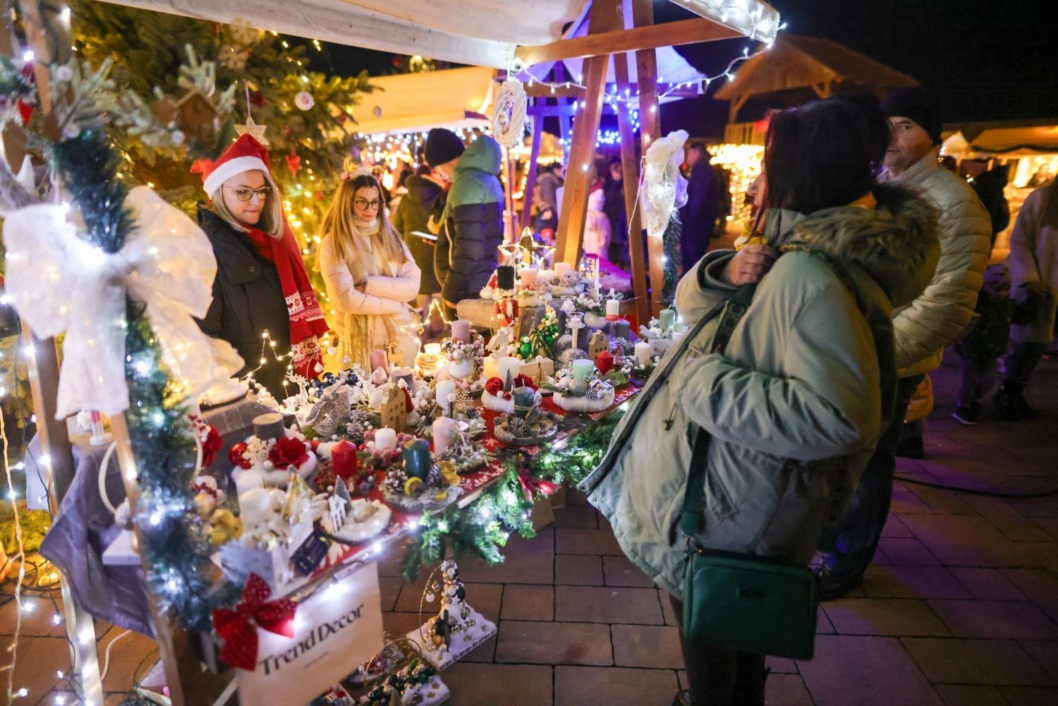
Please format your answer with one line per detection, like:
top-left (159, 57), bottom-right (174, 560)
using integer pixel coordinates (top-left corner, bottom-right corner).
top-left (402, 439), bottom-right (432, 479)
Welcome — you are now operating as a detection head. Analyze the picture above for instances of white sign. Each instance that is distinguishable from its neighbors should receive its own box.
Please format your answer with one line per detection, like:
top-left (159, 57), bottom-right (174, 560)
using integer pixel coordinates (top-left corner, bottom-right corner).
top-left (238, 562), bottom-right (384, 706)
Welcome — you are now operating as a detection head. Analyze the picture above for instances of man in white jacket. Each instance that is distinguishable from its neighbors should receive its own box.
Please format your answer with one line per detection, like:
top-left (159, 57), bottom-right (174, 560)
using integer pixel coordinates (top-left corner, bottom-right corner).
top-left (816, 89), bottom-right (991, 599)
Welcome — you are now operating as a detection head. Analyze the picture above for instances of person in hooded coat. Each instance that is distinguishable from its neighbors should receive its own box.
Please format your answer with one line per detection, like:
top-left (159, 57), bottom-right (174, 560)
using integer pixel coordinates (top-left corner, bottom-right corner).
top-left (581, 97), bottom-right (939, 706)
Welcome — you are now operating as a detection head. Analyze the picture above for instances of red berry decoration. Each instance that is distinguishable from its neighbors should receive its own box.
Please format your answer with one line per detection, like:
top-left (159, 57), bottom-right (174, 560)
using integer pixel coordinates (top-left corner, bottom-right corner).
top-left (228, 442), bottom-right (252, 469)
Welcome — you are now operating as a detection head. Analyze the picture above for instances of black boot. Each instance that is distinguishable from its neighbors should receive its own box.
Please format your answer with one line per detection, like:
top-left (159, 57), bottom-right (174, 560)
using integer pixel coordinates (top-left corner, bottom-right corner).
top-left (993, 383), bottom-right (1022, 421)
top-left (1011, 384), bottom-right (1038, 420)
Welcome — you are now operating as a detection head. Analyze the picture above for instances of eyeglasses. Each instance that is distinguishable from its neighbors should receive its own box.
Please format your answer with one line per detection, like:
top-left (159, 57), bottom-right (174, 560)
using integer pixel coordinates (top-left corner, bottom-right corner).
top-left (354, 198), bottom-right (382, 210)
top-left (225, 186), bottom-right (271, 202)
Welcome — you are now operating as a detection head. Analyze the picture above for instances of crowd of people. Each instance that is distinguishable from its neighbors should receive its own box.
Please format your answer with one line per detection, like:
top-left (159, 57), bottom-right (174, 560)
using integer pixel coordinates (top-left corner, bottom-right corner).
top-left (189, 90), bottom-right (1055, 706)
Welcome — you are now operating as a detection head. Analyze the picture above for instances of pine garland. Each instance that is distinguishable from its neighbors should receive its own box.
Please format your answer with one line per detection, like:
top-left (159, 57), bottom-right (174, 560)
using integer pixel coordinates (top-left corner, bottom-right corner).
top-left (527, 407), bottom-right (626, 486)
top-left (52, 128), bottom-right (233, 631)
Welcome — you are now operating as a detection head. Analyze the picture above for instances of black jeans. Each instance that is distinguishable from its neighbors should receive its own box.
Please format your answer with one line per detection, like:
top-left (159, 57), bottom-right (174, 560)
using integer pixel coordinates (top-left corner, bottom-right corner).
top-left (821, 374), bottom-right (923, 578)
top-left (669, 596), bottom-right (767, 706)
top-left (957, 353), bottom-right (998, 407)
top-left (1004, 341), bottom-right (1047, 386)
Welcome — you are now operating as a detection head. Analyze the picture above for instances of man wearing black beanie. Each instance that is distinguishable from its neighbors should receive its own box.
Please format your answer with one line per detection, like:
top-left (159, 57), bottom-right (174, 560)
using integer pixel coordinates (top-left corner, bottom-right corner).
top-left (424, 128), bottom-right (504, 316)
top-left (814, 88), bottom-right (991, 599)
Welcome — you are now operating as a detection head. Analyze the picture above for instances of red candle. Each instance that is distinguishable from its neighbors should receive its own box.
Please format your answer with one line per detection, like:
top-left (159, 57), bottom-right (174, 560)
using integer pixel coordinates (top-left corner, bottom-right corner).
top-left (595, 351), bottom-right (615, 375)
top-left (331, 440), bottom-right (358, 480)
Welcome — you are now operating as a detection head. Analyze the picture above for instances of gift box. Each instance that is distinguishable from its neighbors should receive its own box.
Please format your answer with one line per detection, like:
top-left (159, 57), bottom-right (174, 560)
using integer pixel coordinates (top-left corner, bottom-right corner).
top-left (548, 484), bottom-right (568, 511)
top-left (530, 494), bottom-right (555, 531)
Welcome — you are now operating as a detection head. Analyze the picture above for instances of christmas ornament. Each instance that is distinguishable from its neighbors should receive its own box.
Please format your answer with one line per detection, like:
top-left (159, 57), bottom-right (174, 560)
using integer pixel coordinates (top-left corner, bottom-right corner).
top-left (285, 148), bottom-right (302, 176)
top-left (229, 442), bottom-right (252, 469)
top-left (491, 78), bottom-right (527, 148)
top-left (295, 90), bottom-right (315, 111)
top-left (234, 114), bottom-right (268, 146)
top-left (212, 573), bottom-right (297, 670)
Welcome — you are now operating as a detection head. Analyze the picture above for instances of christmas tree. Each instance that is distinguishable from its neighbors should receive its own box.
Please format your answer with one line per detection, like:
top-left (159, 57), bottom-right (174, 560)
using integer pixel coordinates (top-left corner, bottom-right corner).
top-left (69, 1), bottom-right (378, 327)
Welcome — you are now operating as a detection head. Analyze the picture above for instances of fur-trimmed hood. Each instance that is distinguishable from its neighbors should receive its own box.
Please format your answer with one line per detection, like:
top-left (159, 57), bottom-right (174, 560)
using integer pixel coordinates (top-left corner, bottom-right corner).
top-left (765, 184), bottom-right (941, 308)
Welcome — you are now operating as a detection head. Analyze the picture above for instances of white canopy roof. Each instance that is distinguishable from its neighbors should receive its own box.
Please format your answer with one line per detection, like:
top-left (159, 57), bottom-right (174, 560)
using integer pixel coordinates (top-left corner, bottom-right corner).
top-left (352, 66), bottom-right (496, 134)
top-left (100, 0), bottom-right (779, 68)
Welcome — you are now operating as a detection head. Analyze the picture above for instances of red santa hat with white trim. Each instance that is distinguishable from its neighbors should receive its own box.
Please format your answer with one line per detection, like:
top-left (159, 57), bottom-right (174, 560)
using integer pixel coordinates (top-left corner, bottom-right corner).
top-left (191, 134), bottom-right (277, 197)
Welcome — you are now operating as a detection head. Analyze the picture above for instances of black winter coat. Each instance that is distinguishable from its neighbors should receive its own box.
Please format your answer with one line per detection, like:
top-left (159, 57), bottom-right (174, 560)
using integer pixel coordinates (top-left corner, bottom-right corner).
top-left (434, 201), bottom-right (504, 306)
top-left (393, 175), bottom-right (445, 296)
top-left (196, 205), bottom-right (290, 398)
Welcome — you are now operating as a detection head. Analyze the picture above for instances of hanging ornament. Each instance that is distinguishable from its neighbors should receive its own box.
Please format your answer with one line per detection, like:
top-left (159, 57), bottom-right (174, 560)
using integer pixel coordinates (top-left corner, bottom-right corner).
top-left (219, 44), bottom-right (250, 71)
top-left (295, 90), bottom-right (315, 111)
top-left (235, 114), bottom-right (268, 146)
top-left (285, 148), bottom-right (302, 176)
top-left (491, 77), bottom-right (527, 148)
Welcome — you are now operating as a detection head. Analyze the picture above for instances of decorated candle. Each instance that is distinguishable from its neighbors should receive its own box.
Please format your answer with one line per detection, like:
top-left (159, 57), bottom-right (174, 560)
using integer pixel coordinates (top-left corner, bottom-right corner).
top-left (519, 268), bottom-right (538, 288)
top-left (635, 341), bottom-right (652, 366)
top-left (253, 412), bottom-right (286, 442)
top-left (433, 416), bottom-right (457, 454)
top-left (614, 320), bottom-right (632, 339)
top-left (596, 351), bottom-right (615, 375)
top-left (398, 334), bottom-right (421, 368)
top-left (369, 349), bottom-right (389, 373)
top-left (374, 427), bottom-right (397, 450)
top-left (498, 356), bottom-right (522, 385)
top-left (659, 308), bottom-right (676, 333)
top-left (605, 299), bottom-right (621, 321)
top-left (554, 262), bottom-right (572, 276)
top-left (402, 439), bottom-right (432, 480)
top-left (571, 358), bottom-right (595, 382)
top-left (496, 265), bottom-right (516, 291)
top-left (435, 379), bottom-right (456, 415)
top-left (330, 440), bottom-right (358, 481)
top-left (450, 319), bottom-right (471, 343)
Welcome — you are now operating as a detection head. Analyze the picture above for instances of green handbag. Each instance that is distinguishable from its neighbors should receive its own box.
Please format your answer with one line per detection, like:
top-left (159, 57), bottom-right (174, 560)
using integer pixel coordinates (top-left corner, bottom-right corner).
top-left (680, 427), bottom-right (818, 660)
top-left (678, 282), bottom-right (818, 660)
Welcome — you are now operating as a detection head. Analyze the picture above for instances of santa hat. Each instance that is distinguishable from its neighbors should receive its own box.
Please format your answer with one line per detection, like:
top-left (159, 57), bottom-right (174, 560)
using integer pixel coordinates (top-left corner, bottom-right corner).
top-left (191, 134), bottom-right (277, 197)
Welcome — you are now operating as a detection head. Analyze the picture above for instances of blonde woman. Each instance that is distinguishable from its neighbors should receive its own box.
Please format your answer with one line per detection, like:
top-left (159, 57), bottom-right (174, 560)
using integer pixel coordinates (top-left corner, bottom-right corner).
top-left (319, 170), bottom-right (421, 370)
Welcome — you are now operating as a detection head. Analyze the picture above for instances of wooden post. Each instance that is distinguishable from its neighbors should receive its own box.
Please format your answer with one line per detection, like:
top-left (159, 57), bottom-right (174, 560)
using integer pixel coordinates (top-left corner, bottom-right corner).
top-left (502, 146), bottom-right (517, 242)
top-left (518, 115), bottom-right (543, 233)
top-left (632, 0), bottom-right (666, 318)
top-left (555, 0), bottom-right (622, 267)
top-left (613, 54), bottom-right (650, 327)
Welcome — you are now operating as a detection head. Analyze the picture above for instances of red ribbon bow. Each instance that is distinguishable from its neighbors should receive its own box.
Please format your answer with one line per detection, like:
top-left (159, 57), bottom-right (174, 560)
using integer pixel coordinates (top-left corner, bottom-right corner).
top-left (517, 469), bottom-right (558, 502)
top-left (212, 573), bottom-right (297, 670)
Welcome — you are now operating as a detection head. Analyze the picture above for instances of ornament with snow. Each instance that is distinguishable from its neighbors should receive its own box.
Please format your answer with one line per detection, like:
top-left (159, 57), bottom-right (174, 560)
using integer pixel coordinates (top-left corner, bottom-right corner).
top-left (294, 90), bottom-right (315, 111)
top-left (408, 560), bottom-right (496, 670)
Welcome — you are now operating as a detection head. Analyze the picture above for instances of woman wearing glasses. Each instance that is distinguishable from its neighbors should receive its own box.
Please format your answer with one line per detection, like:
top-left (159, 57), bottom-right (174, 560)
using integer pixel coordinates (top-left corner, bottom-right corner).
top-left (318, 169), bottom-right (421, 371)
top-left (193, 134), bottom-right (329, 398)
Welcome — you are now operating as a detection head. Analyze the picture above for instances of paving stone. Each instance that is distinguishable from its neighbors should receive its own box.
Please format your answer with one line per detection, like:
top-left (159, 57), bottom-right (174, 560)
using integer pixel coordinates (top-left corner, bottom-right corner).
top-left (554, 666), bottom-right (677, 706)
top-left (501, 584), bottom-right (554, 621)
top-left (899, 514), bottom-right (1031, 568)
top-left (378, 577), bottom-right (403, 612)
top-left (459, 532), bottom-right (555, 584)
top-left (660, 591), bottom-right (679, 627)
top-left (555, 586), bottom-right (664, 624)
top-left (565, 487), bottom-right (589, 506)
top-left (381, 610), bottom-right (423, 639)
top-left (862, 565), bottom-right (971, 599)
top-left (1021, 640), bottom-right (1058, 680)
top-left (933, 685), bottom-right (1008, 705)
top-left (799, 635), bottom-right (942, 705)
top-left (766, 656), bottom-right (799, 674)
top-left (903, 637), bottom-right (1052, 685)
top-left (444, 663), bottom-right (552, 706)
top-left (555, 528), bottom-right (624, 555)
top-left (890, 482), bottom-right (933, 514)
top-left (461, 634), bottom-right (497, 663)
top-left (998, 686), bottom-right (1058, 705)
top-left (823, 598), bottom-right (950, 637)
top-left (881, 514), bottom-right (914, 538)
top-left (495, 621), bottom-right (612, 665)
top-left (766, 673), bottom-right (814, 706)
top-left (1008, 494), bottom-right (1058, 518)
top-left (553, 504), bottom-right (600, 529)
top-left (603, 555), bottom-right (656, 588)
top-left (962, 495), bottom-right (1054, 542)
top-left (1000, 568), bottom-right (1058, 622)
top-left (950, 568), bottom-right (1026, 600)
top-left (877, 537), bottom-right (942, 566)
top-left (816, 605), bottom-right (836, 635)
top-left (928, 599), bottom-right (1058, 639)
top-left (904, 482), bottom-right (976, 515)
top-left (611, 624), bottom-right (683, 669)
top-left (555, 554), bottom-right (604, 586)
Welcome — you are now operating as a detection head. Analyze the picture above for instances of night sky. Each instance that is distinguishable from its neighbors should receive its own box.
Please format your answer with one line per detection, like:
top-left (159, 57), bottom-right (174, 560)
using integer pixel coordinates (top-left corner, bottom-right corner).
top-left (318, 0), bottom-right (1058, 139)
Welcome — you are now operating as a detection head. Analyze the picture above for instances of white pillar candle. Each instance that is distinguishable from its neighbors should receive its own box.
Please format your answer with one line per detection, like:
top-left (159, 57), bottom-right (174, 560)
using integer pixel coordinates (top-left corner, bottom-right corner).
top-left (498, 356), bottom-right (522, 384)
top-left (375, 427), bottom-right (397, 450)
top-left (554, 262), bottom-right (572, 276)
top-left (659, 308), bottom-right (676, 333)
top-left (571, 358), bottom-right (595, 382)
top-left (424, 342), bottom-right (442, 357)
top-left (435, 379), bottom-right (456, 415)
top-left (606, 299), bottom-right (621, 319)
top-left (483, 356), bottom-right (500, 381)
top-left (433, 416), bottom-right (457, 454)
top-left (519, 268), bottom-right (538, 288)
top-left (635, 341), bottom-right (652, 366)
top-left (450, 319), bottom-right (471, 343)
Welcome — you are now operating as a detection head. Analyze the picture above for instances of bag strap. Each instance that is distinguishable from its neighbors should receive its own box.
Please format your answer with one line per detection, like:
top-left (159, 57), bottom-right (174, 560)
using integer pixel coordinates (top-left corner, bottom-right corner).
top-left (581, 282), bottom-right (755, 494)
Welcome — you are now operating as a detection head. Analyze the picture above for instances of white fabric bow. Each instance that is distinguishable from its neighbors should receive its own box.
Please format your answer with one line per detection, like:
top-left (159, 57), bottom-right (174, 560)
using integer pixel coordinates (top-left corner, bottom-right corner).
top-left (3, 185), bottom-right (240, 419)
top-left (641, 129), bottom-right (689, 239)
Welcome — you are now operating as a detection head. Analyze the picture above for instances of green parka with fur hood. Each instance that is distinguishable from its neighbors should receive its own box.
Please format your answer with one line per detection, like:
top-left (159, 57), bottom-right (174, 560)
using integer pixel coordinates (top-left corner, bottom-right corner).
top-left (580, 184), bottom-right (939, 599)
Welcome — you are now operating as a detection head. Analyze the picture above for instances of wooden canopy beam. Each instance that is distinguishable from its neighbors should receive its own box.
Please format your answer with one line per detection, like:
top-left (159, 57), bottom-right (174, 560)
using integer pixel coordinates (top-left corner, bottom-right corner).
top-left (516, 17), bottom-right (740, 66)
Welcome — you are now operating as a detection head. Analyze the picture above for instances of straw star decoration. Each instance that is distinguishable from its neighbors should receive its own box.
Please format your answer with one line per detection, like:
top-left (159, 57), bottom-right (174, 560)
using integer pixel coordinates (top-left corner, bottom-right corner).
top-left (235, 115), bottom-right (268, 146)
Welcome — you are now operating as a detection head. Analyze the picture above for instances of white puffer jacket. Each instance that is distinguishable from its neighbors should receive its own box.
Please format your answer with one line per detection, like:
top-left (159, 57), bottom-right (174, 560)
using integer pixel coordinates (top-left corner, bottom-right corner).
top-left (881, 149), bottom-right (991, 376)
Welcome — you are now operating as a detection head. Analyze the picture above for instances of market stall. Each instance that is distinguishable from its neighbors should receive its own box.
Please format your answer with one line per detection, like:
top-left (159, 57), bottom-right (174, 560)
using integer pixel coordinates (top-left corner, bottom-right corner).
top-left (1, 1), bottom-right (781, 704)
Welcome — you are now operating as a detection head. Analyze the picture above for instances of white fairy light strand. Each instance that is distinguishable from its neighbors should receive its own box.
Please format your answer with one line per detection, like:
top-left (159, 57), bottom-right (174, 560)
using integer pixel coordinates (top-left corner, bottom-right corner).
top-left (0, 398), bottom-right (28, 701)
